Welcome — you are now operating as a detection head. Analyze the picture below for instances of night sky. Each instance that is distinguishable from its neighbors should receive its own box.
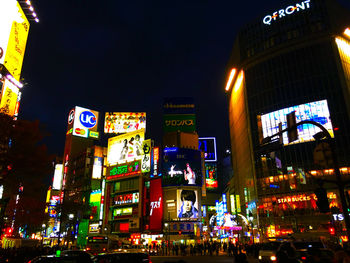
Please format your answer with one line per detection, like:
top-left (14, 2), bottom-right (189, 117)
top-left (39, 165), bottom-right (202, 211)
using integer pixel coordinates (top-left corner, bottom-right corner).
top-left (18, 0), bottom-right (350, 158)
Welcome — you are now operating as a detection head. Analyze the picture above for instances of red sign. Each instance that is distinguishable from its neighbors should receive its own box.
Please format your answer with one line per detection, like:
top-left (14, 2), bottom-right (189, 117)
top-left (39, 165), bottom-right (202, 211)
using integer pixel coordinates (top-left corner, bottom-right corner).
top-left (149, 178), bottom-right (163, 231)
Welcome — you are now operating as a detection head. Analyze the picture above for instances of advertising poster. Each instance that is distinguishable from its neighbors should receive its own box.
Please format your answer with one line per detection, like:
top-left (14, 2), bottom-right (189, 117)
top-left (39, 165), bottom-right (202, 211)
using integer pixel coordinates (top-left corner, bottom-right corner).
top-left (141, 139), bottom-right (151, 173)
top-left (72, 106), bottom-right (99, 139)
top-left (150, 147), bottom-right (160, 177)
top-left (199, 137), bottom-right (217, 162)
top-left (149, 178), bottom-right (163, 231)
top-left (104, 112), bottom-right (146, 134)
top-left (162, 148), bottom-right (202, 187)
top-left (205, 163), bottom-right (218, 189)
top-left (0, 0), bottom-right (30, 80)
top-left (163, 114), bottom-right (196, 133)
top-left (0, 78), bottom-right (19, 116)
top-left (177, 189), bottom-right (199, 219)
top-left (163, 97), bottom-right (195, 114)
top-left (260, 100), bottom-right (334, 145)
top-left (107, 129), bottom-right (145, 165)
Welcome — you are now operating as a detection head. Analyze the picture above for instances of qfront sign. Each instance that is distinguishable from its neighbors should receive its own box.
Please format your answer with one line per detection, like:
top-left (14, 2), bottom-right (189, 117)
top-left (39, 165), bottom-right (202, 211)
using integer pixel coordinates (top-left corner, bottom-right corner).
top-left (263, 0), bottom-right (311, 26)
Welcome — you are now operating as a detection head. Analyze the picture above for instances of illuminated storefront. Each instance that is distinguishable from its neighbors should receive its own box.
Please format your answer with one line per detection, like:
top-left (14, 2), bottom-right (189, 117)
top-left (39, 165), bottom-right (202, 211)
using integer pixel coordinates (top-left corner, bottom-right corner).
top-left (225, 0), bottom-right (350, 239)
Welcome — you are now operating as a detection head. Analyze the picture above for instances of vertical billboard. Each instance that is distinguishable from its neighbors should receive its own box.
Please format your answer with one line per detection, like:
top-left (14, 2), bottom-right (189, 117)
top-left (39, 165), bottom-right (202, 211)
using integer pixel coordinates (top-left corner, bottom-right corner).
top-left (199, 137), bottom-right (217, 162)
top-left (52, 164), bottom-right (63, 190)
top-left (260, 100), bottom-right (334, 145)
top-left (141, 139), bottom-right (151, 173)
top-left (177, 189), bottom-right (199, 219)
top-left (205, 163), bottom-right (218, 189)
top-left (0, 78), bottom-right (19, 116)
top-left (104, 112), bottom-right (146, 134)
top-left (149, 178), bottom-right (163, 231)
top-left (0, 0), bottom-right (30, 80)
top-left (107, 129), bottom-right (145, 165)
top-left (162, 148), bottom-right (202, 187)
top-left (150, 147), bottom-right (160, 177)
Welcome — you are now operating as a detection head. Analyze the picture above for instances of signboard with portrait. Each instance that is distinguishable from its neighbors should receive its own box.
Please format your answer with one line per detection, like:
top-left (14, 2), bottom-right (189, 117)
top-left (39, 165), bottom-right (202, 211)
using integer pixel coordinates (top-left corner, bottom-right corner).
top-left (177, 189), bottom-right (199, 219)
top-left (149, 178), bottom-right (163, 231)
top-left (104, 112), bottom-right (146, 134)
top-left (107, 129), bottom-right (145, 165)
top-left (260, 100), bottom-right (334, 145)
top-left (199, 137), bottom-right (217, 162)
top-left (162, 148), bottom-right (202, 187)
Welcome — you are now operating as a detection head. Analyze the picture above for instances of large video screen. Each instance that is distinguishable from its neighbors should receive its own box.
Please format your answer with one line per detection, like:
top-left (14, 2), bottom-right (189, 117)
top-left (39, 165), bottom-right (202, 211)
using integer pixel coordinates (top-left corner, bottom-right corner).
top-left (177, 189), bottom-right (199, 219)
top-left (260, 100), bottom-right (334, 145)
top-left (162, 148), bottom-right (202, 187)
top-left (107, 129), bottom-right (145, 165)
top-left (104, 112), bottom-right (146, 134)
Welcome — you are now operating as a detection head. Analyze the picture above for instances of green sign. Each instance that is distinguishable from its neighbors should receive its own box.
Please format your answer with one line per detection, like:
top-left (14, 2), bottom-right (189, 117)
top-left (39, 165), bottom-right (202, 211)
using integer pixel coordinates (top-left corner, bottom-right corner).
top-left (163, 114), bottom-right (196, 133)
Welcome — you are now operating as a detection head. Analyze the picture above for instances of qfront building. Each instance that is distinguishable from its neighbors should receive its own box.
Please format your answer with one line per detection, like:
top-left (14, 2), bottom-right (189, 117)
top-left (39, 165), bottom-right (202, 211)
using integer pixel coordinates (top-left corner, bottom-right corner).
top-left (225, 0), bottom-right (350, 240)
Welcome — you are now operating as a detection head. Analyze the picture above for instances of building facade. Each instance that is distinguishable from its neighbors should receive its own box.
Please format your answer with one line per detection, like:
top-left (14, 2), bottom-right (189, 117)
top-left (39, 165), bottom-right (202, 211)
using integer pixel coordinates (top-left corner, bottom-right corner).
top-left (226, 0), bottom-right (350, 240)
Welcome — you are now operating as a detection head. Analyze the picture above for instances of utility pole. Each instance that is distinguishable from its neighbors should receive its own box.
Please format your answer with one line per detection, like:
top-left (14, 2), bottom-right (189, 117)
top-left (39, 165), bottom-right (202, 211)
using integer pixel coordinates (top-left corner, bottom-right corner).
top-left (261, 120), bottom-right (350, 239)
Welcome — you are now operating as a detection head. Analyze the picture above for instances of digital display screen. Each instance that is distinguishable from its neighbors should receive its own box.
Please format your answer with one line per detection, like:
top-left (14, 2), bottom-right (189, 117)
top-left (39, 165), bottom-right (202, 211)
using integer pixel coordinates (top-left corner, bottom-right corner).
top-left (162, 148), bottom-right (202, 187)
top-left (199, 137), bottom-right (217, 162)
top-left (260, 100), bottom-right (334, 145)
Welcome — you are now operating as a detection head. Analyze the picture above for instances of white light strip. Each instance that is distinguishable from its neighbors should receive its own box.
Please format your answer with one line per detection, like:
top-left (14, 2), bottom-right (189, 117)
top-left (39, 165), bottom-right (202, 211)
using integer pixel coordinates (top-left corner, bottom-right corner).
top-left (5, 74), bottom-right (23, 88)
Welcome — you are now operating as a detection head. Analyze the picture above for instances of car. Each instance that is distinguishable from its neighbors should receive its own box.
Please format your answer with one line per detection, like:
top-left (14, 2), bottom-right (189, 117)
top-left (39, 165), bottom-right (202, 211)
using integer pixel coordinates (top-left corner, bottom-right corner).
top-left (296, 248), bottom-right (334, 263)
top-left (28, 254), bottom-right (94, 263)
top-left (92, 252), bottom-right (151, 263)
top-left (258, 242), bottom-right (281, 262)
top-left (148, 248), bottom-right (158, 256)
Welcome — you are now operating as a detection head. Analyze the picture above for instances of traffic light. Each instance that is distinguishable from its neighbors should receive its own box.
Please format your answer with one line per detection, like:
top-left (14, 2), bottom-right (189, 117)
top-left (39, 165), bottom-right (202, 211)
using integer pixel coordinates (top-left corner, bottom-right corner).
top-left (329, 227), bottom-right (336, 235)
top-left (315, 187), bottom-right (330, 213)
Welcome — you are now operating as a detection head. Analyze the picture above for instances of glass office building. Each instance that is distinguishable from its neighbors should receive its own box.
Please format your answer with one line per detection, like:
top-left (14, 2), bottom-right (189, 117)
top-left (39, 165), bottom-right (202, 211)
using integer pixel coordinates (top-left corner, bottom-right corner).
top-left (226, 0), bottom-right (350, 239)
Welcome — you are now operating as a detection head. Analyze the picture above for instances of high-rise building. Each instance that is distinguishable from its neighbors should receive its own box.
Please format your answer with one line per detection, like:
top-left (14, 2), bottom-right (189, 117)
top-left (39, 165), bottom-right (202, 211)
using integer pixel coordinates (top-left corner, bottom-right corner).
top-left (225, 0), bottom-right (350, 240)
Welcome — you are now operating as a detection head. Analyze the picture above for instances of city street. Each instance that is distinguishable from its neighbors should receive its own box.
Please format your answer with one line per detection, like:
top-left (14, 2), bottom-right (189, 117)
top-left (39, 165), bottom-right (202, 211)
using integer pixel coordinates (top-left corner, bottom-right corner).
top-left (151, 255), bottom-right (258, 263)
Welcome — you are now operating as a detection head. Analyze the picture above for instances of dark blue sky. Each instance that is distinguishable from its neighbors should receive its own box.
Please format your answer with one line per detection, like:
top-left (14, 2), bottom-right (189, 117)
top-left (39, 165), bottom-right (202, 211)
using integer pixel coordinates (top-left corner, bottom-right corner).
top-left (19, 0), bottom-right (350, 158)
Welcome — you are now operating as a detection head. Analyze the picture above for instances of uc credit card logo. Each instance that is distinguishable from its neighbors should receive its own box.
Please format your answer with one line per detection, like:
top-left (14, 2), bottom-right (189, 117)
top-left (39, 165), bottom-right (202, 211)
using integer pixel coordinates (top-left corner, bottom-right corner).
top-left (79, 111), bottom-right (97, 128)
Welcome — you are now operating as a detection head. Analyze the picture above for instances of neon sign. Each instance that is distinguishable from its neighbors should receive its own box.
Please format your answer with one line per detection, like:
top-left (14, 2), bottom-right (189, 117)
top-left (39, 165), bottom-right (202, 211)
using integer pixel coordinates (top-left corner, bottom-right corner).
top-left (263, 0), bottom-right (311, 26)
top-left (107, 161), bottom-right (141, 181)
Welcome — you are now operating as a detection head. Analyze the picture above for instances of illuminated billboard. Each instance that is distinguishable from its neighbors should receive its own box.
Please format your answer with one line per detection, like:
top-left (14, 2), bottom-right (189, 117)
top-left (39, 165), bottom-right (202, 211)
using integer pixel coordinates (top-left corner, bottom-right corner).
top-left (107, 129), bottom-right (145, 165)
top-left (52, 164), bottom-right (63, 190)
top-left (205, 163), bottom-right (218, 189)
top-left (260, 100), bottom-right (334, 145)
top-left (141, 139), bottom-right (151, 173)
top-left (90, 190), bottom-right (102, 221)
top-left (162, 148), bottom-right (202, 187)
top-left (104, 112), bottom-right (146, 134)
top-left (199, 137), bottom-right (217, 162)
top-left (150, 147), bottom-right (160, 177)
top-left (0, 78), bottom-right (19, 116)
top-left (163, 97), bottom-right (195, 114)
top-left (106, 160), bottom-right (141, 181)
top-left (113, 192), bottom-right (139, 205)
top-left (70, 106), bottom-right (99, 139)
top-left (163, 114), bottom-right (196, 133)
top-left (0, 0), bottom-right (30, 80)
top-left (177, 189), bottom-right (199, 219)
top-left (149, 178), bottom-right (163, 231)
